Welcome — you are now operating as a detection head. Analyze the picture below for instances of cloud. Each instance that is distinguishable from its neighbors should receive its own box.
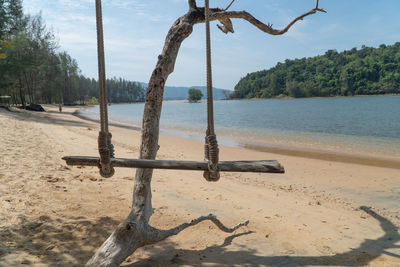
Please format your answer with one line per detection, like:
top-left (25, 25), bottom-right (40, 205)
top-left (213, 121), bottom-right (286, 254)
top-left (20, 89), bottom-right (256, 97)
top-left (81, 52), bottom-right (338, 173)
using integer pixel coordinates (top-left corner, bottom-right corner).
top-left (105, 37), bottom-right (162, 52)
top-left (104, 0), bottom-right (147, 10)
top-left (56, 0), bottom-right (91, 9)
top-left (22, 0), bottom-right (400, 89)
top-left (58, 32), bottom-right (96, 50)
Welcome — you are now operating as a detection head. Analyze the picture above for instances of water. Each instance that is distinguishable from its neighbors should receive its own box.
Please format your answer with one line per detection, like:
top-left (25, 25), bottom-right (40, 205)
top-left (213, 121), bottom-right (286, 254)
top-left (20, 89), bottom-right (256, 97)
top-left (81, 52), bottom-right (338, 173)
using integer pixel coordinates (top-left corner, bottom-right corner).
top-left (81, 96), bottom-right (400, 157)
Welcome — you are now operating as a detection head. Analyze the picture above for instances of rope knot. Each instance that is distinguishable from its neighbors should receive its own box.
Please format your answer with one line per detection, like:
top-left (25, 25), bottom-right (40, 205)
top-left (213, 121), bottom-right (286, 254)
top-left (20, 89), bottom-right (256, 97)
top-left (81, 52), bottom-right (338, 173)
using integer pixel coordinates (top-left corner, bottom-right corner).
top-left (98, 131), bottom-right (115, 178)
top-left (203, 134), bottom-right (220, 181)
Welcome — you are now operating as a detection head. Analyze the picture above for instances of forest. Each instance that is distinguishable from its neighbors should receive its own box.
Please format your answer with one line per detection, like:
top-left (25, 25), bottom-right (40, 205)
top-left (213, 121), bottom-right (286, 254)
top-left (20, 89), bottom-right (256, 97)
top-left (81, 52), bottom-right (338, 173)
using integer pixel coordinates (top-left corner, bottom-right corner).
top-left (0, 0), bottom-right (144, 107)
top-left (230, 42), bottom-right (400, 99)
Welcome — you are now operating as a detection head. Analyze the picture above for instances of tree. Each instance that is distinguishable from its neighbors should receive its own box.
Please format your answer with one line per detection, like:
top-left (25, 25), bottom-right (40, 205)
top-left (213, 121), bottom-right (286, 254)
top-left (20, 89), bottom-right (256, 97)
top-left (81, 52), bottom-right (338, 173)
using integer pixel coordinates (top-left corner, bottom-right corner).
top-left (0, 0), bottom-right (25, 60)
top-left (187, 87), bottom-right (203, 102)
top-left (0, 0), bottom-right (146, 106)
top-left (0, 39), bottom-right (11, 59)
top-left (57, 51), bottom-right (79, 104)
top-left (231, 42), bottom-right (400, 99)
top-left (86, 1), bottom-right (325, 265)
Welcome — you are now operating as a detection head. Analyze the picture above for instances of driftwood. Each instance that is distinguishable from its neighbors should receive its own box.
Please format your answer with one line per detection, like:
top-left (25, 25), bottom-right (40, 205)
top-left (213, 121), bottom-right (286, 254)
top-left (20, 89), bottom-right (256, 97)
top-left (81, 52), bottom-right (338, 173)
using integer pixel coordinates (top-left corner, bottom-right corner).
top-left (63, 156), bottom-right (285, 173)
top-left (86, 1), bottom-right (325, 266)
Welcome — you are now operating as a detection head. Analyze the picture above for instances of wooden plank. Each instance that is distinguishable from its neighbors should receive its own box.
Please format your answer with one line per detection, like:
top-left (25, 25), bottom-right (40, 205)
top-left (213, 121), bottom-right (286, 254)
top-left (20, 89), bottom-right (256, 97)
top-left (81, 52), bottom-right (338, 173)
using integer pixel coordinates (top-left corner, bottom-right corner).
top-left (62, 156), bottom-right (285, 173)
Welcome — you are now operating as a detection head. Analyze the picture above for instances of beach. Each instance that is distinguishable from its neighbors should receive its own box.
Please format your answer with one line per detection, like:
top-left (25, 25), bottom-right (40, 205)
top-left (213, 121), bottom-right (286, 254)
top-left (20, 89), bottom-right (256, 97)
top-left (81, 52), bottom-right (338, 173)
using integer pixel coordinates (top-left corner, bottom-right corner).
top-left (0, 105), bottom-right (399, 266)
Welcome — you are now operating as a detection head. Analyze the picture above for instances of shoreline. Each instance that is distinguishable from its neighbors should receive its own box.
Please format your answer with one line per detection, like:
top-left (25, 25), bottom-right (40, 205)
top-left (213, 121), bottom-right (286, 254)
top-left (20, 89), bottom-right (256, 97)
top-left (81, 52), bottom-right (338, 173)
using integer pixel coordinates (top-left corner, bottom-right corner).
top-left (74, 105), bottom-right (400, 170)
top-left (1, 105), bottom-right (399, 266)
top-left (73, 109), bottom-right (142, 131)
top-left (245, 143), bottom-right (400, 170)
top-left (234, 93), bottom-right (400, 101)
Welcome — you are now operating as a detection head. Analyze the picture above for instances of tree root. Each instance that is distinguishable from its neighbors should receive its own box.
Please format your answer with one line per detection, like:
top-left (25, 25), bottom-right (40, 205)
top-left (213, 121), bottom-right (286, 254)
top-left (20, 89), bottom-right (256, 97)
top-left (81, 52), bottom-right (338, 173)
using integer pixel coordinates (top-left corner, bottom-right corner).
top-left (86, 215), bottom-right (248, 266)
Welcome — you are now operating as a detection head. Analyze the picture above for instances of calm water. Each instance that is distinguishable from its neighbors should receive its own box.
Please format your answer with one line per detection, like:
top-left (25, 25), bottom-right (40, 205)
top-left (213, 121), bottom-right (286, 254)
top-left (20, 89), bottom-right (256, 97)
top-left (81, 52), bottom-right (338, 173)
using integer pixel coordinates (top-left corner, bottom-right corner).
top-left (81, 96), bottom-right (400, 156)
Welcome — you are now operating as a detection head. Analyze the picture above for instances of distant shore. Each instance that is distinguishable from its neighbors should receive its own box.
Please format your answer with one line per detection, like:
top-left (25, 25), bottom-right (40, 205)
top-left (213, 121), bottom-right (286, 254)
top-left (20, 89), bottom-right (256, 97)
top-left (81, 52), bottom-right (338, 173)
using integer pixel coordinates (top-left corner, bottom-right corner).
top-left (228, 93), bottom-right (400, 101)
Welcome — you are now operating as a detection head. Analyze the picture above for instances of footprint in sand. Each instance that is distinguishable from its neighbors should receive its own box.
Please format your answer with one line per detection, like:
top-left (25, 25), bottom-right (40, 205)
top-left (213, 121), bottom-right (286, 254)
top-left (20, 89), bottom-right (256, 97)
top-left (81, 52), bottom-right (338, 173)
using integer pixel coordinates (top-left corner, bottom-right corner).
top-left (215, 194), bottom-right (225, 201)
top-left (74, 174), bottom-right (98, 182)
top-left (317, 245), bottom-right (333, 254)
top-left (282, 241), bottom-right (296, 255)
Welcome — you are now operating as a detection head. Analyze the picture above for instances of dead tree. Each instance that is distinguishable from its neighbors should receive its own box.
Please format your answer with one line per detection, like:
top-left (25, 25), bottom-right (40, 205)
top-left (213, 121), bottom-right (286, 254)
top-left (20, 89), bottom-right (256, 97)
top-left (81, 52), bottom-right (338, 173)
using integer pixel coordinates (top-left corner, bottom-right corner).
top-left (86, 1), bottom-right (325, 266)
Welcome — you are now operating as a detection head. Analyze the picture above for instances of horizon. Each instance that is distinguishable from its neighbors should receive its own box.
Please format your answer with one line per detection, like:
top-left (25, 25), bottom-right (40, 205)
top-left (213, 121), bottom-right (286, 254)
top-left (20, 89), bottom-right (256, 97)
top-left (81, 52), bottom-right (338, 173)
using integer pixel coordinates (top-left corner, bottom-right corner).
top-left (23, 0), bottom-right (400, 90)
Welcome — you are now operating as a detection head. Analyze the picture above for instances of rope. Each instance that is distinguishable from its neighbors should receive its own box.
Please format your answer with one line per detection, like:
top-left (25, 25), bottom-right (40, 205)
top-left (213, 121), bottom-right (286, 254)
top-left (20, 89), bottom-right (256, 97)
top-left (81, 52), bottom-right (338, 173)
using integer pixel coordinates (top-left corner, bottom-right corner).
top-left (95, 0), bottom-right (106, 132)
top-left (95, 0), bottom-right (114, 178)
top-left (203, 0), bottom-right (220, 182)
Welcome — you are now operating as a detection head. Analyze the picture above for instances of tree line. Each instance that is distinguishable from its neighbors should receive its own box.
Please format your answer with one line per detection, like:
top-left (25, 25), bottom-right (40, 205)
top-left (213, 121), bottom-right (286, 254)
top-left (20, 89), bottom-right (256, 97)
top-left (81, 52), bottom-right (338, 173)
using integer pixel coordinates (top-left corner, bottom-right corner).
top-left (231, 42), bottom-right (400, 99)
top-left (0, 0), bottom-right (145, 107)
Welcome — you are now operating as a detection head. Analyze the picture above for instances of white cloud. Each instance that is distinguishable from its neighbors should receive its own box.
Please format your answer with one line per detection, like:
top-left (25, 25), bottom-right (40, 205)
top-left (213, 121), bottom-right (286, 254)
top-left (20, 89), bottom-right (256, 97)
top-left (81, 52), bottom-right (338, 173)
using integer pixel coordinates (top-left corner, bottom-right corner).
top-left (58, 32), bottom-right (96, 49)
top-left (21, 0), bottom-right (400, 89)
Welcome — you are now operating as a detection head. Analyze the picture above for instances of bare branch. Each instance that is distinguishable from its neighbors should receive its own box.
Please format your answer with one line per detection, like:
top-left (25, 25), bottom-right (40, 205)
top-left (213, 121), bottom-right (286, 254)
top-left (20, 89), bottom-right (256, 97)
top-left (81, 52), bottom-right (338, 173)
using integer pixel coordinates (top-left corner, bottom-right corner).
top-left (314, 0), bottom-right (326, 13)
top-left (209, 6), bottom-right (326, 36)
top-left (217, 18), bottom-right (234, 34)
top-left (150, 214), bottom-right (249, 243)
top-left (224, 0), bottom-right (235, 11)
top-left (188, 0), bottom-right (197, 10)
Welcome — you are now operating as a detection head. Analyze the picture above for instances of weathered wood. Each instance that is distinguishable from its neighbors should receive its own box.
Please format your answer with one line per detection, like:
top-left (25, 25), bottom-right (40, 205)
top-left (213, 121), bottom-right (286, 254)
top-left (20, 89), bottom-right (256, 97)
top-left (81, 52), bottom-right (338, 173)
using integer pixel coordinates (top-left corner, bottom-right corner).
top-left (62, 156), bottom-right (285, 173)
top-left (86, 1), bottom-right (323, 266)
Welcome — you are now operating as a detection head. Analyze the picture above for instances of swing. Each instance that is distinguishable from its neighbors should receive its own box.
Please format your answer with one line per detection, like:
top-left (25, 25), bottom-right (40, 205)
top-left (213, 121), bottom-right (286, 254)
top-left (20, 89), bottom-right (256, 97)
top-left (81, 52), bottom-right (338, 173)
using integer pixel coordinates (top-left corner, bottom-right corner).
top-left (62, 0), bottom-right (285, 179)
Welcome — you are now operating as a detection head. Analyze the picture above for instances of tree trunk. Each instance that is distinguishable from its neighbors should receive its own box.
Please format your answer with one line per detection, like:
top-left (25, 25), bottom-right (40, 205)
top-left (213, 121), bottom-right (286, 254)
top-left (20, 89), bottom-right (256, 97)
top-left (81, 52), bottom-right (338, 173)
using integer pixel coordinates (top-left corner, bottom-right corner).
top-left (30, 71), bottom-right (37, 104)
top-left (18, 76), bottom-right (26, 108)
top-left (23, 71), bottom-right (34, 104)
top-left (86, 1), bottom-right (323, 265)
top-left (86, 10), bottom-right (197, 267)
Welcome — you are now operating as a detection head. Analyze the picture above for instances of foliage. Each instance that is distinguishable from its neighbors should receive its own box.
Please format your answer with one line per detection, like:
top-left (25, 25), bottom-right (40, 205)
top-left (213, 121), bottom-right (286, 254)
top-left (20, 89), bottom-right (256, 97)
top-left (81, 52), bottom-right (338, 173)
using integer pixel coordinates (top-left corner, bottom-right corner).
top-left (86, 96), bottom-right (99, 105)
top-left (0, 1), bottom-right (145, 106)
top-left (230, 43), bottom-right (400, 99)
top-left (0, 38), bottom-right (11, 59)
top-left (187, 88), bottom-right (203, 102)
top-left (106, 77), bottom-right (145, 103)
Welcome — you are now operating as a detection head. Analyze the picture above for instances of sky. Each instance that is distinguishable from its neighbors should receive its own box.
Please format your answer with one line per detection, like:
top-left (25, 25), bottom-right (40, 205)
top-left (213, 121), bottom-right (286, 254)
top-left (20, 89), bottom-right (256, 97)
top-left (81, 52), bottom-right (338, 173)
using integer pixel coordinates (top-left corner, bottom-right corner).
top-left (23, 0), bottom-right (400, 90)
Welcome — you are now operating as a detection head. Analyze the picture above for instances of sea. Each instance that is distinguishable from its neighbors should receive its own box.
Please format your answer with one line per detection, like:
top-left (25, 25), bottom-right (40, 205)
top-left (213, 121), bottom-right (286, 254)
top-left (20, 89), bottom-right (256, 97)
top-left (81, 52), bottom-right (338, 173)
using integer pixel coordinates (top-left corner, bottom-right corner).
top-left (79, 95), bottom-right (400, 159)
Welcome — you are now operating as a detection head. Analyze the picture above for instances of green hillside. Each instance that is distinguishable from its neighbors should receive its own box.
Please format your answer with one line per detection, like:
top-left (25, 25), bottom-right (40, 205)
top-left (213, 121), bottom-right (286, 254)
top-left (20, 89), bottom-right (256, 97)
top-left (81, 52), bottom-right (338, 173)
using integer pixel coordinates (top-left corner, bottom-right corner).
top-left (231, 43), bottom-right (400, 99)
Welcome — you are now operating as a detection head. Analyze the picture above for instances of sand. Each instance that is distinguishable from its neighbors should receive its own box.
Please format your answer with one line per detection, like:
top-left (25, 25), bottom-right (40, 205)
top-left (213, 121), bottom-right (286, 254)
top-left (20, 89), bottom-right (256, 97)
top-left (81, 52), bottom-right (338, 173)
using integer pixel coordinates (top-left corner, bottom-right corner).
top-left (0, 105), bottom-right (399, 266)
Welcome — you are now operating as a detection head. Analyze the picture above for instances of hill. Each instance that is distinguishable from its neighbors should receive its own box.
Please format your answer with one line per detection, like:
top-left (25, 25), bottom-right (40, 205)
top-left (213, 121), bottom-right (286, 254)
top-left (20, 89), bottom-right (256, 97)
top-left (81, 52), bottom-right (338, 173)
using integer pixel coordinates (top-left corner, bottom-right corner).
top-left (230, 42), bottom-right (400, 99)
top-left (167, 85), bottom-right (231, 100)
top-left (139, 83), bottom-right (231, 100)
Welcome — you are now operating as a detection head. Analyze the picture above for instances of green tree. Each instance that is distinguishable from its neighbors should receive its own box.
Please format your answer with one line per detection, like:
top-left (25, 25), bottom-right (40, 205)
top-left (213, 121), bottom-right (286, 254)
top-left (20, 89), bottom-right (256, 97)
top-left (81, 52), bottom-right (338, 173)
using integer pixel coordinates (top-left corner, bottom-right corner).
top-left (57, 51), bottom-right (79, 104)
top-left (0, 0), bottom-right (25, 59)
top-left (231, 42), bottom-right (400, 99)
top-left (0, 39), bottom-right (11, 59)
top-left (0, 0), bottom-right (145, 106)
top-left (187, 88), bottom-right (203, 102)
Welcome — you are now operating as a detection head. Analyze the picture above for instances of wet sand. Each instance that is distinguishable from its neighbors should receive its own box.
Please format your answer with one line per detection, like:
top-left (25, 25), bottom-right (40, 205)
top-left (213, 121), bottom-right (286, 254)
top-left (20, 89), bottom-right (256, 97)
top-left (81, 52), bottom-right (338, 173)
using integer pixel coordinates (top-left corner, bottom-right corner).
top-left (0, 105), bottom-right (399, 266)
top-left (244, 143), bottom-right (400, 170)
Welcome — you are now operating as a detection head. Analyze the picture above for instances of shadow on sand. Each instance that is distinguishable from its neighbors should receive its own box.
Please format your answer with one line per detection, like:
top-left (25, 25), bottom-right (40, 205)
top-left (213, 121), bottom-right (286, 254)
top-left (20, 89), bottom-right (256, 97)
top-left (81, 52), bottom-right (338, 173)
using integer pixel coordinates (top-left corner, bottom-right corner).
top-left (126, 206), bottom-right (399, 266)
top-left (7, 107), bottom-right (93, 128)
top-left (0, 207), bottom-right (398, 266)
top-left (0, 215), bottom-right (119, 266)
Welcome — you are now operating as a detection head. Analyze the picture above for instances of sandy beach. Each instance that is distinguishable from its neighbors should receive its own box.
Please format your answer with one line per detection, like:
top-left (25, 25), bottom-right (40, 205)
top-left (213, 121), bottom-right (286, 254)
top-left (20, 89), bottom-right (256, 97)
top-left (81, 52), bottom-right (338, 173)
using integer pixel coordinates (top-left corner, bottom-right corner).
top-left (0, 105), bottom-right (399, 266)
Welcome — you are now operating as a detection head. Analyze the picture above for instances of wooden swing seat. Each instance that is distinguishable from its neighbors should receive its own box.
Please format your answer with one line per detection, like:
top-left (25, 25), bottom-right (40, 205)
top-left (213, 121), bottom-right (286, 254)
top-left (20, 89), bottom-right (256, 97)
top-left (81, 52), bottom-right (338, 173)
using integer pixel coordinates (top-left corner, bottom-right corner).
top-left (62, 156), bottom-right (284, 173)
